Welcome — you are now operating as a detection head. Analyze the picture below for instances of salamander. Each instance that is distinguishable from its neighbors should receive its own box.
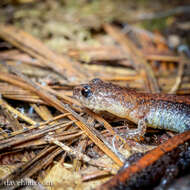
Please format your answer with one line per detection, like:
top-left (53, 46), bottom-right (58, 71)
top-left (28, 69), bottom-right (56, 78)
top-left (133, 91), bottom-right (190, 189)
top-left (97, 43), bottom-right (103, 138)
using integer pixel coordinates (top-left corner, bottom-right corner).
top-left (73, 78), bottom-right (190, 136)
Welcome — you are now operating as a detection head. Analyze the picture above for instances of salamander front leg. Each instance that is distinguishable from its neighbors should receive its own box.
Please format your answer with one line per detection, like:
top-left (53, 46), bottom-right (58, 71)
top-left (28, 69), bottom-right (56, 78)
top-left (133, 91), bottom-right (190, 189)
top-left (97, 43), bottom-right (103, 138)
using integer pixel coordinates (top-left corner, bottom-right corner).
top-left (124, 119), bottom-right (147, 140)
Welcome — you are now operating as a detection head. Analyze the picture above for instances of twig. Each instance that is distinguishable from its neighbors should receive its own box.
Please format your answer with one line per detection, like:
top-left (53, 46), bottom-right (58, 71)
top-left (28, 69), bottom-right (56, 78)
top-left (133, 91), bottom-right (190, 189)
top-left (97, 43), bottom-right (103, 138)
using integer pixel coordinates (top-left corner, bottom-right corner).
top-left (0, 120), bottom-right (74, 151)
top-left (45, 135), bottom-right (116, 174)
top-left (139, 6), bottom-right (190, 20)
top-left (129, 6), bottom-right (190, 22)
top-left (169, 56), bottom-right (185, 93)
top-left (0, 97), bottom-right (36, 125)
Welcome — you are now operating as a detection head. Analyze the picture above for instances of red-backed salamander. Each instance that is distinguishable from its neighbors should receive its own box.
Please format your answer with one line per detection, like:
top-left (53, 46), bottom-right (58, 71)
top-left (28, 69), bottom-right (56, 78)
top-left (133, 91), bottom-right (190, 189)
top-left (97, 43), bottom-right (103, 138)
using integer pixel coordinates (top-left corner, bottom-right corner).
top-left (73, 78), bottom-right (190, 138)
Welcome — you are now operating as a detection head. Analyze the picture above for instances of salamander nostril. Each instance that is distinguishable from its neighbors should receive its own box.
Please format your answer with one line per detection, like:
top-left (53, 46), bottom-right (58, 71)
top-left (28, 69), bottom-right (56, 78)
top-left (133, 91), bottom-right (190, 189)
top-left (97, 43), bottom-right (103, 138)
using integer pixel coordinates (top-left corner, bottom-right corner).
top-left (73, 87), bottom-right (81, 98)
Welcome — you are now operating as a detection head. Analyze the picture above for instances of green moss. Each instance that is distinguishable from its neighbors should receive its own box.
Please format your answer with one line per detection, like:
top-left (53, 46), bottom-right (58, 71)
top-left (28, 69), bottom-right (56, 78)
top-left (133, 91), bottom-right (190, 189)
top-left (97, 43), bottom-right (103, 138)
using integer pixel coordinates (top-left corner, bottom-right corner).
top-left (141, 17), bottom-right (169, 31)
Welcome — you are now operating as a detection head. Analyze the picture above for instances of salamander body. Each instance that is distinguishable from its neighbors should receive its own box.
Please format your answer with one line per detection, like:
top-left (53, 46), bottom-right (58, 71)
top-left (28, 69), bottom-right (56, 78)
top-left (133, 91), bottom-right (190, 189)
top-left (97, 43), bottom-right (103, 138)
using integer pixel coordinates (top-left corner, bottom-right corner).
top-left (73, 78), bottom-right (190, 133)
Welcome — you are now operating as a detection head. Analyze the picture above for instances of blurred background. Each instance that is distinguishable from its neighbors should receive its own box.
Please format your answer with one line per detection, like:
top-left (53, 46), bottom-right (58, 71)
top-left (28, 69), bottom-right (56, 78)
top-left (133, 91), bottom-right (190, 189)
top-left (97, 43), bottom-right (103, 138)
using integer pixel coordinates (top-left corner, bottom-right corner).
top-left (0, 0), bottom-right (189, 53)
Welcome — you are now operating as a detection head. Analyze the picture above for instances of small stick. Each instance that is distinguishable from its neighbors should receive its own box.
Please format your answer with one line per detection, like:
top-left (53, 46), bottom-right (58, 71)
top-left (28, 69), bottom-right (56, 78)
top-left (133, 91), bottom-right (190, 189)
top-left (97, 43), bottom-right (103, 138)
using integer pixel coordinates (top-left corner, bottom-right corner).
top-left (0, 97), bottom-right (36, 125)
top-left (45, 135), bottom-right (117, 174)
top-left (169, 59), bottom-right (185, 93)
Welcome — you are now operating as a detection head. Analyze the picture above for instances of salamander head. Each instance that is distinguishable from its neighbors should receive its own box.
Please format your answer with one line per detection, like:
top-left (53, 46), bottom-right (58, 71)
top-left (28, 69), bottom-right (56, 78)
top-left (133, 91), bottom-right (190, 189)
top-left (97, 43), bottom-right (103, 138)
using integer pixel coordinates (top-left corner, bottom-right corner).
top-left (73, 78), bottom-right (116, 112)
top-left (73, 78), bottom-right (106, 111)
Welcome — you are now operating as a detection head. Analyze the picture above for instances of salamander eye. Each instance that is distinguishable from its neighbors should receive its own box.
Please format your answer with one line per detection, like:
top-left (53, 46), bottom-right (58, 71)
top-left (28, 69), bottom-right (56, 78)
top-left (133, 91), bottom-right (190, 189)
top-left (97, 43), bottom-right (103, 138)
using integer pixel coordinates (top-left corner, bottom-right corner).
top-left (81, 85), bottom-right (92, 98)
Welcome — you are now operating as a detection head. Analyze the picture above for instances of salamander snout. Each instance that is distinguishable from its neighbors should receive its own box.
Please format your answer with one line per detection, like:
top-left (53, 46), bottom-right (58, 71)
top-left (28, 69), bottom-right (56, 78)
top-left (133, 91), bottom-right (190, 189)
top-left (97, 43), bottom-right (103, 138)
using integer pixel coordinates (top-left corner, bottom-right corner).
top-left (73, 86), bottom-right (81, 99)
